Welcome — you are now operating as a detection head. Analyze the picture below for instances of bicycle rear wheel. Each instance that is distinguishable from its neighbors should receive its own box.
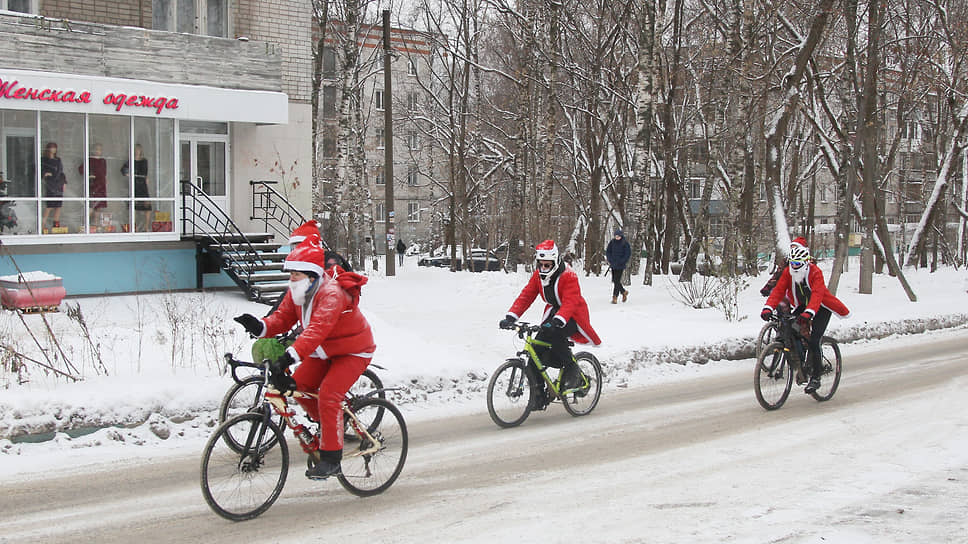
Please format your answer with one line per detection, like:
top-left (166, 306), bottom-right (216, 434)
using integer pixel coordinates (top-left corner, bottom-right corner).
top-left (200, 413), bottom-right (289, 521)
top-left (754, 342), bottom-right (793, 410)
top-left (810, 337), bottom-right (842, 402)
top-left (338, 397), bottom-right (408, 497)
top-left (562, 352), bottom-right (603, 417)
top-left (486, 359), bottom-right (534, 428)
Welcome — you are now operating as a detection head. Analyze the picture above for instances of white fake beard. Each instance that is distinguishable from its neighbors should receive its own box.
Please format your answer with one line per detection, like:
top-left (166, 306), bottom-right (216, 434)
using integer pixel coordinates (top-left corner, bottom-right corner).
top-left (289, 277), bottom-right (312, 306)
top-left (790, 264), bottom-right (808, 284)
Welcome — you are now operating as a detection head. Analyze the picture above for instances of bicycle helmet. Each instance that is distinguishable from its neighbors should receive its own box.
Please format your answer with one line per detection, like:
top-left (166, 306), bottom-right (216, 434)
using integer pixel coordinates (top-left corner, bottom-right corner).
top-left (535, 240), bottom-right (560, 282)
top-left (789, 237), bottom-right (810, 282)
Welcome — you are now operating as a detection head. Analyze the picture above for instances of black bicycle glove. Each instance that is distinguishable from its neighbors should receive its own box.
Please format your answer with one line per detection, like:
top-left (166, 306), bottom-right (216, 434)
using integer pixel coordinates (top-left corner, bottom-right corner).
top-left (234, 314), bottom-right (263, 337)
top-left (268, 352), bottom-right (297, 394)
top-left (499, 316), bottom-right (516, 330)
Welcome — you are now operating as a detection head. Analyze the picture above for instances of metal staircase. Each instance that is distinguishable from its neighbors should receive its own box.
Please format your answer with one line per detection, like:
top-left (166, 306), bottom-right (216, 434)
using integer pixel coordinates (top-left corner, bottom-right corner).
top-left (180, 179), bottom-right (306, 305)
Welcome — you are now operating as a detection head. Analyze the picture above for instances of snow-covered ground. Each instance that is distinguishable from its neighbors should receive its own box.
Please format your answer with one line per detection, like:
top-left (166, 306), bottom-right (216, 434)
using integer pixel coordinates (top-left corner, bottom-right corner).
top-left (0, 257), bottom-right (965, 481)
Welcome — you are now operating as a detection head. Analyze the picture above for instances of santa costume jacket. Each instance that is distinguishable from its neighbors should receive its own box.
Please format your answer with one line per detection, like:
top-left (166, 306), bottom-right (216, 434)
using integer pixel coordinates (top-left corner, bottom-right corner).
top-left (764, 263), bottom-right (850, 319)
top-left (507, 265), bottom-right (602, 345)
top-left (259, 268), bottom-right (375, 361)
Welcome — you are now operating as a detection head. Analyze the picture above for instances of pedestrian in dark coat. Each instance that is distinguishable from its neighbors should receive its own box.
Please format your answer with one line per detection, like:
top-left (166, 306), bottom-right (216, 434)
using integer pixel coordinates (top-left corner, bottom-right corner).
top-left (605, 228), bottom-right (631, 304)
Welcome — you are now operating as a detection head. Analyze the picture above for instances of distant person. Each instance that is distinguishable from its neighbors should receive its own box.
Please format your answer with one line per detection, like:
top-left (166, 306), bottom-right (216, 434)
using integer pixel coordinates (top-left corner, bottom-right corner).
top-left (499, 240), bottom-right (601, 399)
top-left (761, 237), bottom-right (850, 394)
top-left (605, 228), bottom-right (631, 304)
top-left (41, 142), bottom-right (66, 230)
top-left (396, 238), bottom-right (406, 267)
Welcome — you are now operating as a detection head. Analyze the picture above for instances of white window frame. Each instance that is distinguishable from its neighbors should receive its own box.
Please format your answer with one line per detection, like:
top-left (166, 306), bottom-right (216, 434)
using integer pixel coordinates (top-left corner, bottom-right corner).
top-left (375, 169), bottom-right (385, 185)
top-left (407, 58), bottom-right (417, 76)
top-left (407, 165), bottom-right (418, 186)
top-left (407, 92), bottom-right (418, 112)
top-left (375, 201), bottom-right (386, 223)
top-left (153, 0), bottom-right (229, 37)
top-left (407, 130), bottom-right (418, 150)
top-left (407, 201), bottom-right (420, 222)
top-left (376, 128), bottom-right (385, 149)
top-left (375, 90), bottom-right (385, 111)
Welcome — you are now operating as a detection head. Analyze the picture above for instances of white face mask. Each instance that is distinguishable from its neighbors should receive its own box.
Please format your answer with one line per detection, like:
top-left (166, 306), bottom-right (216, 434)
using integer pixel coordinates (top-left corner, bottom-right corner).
top-left (289, 277), bottom-right (313, 305)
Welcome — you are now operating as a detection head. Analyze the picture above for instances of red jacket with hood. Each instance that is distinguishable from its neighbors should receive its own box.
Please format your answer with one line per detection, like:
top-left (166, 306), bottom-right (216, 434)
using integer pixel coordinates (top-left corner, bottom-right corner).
top-left (260, 268), bottom-right (375, 361)
top-left (507, 265), bottom-right (602, 345)
top-left (764, 263), bottom-right (850, 318)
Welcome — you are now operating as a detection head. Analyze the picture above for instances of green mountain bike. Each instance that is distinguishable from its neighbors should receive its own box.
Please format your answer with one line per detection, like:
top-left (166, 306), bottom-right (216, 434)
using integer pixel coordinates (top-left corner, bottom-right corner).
top-left (487, 321), bottom-right (603, 428)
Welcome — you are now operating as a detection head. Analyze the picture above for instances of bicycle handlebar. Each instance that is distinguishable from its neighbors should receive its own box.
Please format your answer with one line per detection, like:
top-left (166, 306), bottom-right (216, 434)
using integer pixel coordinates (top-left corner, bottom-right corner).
top-left (500, 321), bottom-right (543, 339)
top-left (223, 353), bottom-right (268, 386)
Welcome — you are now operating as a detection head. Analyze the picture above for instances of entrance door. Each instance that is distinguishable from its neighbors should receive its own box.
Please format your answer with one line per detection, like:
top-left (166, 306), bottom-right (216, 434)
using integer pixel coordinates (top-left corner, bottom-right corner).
top-left (180, 136), bottom-right (228, 233)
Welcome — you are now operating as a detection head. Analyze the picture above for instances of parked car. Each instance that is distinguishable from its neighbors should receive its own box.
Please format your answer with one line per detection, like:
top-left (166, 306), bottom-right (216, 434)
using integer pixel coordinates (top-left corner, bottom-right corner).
top-left (418, 248), bottom-right (504, 272)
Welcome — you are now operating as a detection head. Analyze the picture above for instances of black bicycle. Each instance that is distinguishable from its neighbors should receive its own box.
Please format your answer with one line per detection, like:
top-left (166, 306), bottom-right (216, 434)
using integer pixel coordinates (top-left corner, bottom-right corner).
top-left (754, 303), bottom-right (842, 410)
top-left (487, 321), bottom-right (603, 427)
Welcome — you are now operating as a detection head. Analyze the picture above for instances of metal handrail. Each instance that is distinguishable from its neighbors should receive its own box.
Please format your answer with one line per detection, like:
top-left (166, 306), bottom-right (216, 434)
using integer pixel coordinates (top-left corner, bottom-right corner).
top-left (181, 179), bottom-right (266, 289)
top-left (250, 180), bottom-right (307, 244)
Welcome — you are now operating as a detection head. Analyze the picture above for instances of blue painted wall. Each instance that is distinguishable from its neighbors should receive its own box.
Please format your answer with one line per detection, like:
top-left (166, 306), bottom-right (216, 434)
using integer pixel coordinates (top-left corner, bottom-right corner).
top-left (0, 247), bottom-right (235, 295)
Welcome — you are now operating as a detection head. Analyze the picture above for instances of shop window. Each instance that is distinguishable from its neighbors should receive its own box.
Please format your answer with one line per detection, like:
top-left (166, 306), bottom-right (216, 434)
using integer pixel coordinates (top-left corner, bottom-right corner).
top-left (153, 0), bottom-right (229, 37)
top-left (407, 201), bottom-right (419, 222)
top-left (0, 0), bottom-right (36, 13)
top-left (0, 109), bottom-right (176, 238)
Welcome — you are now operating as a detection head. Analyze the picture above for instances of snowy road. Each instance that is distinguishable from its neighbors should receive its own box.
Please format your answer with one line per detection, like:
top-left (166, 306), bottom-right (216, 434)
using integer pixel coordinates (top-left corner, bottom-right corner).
top-left (2, 332), bottom-right (967, 543)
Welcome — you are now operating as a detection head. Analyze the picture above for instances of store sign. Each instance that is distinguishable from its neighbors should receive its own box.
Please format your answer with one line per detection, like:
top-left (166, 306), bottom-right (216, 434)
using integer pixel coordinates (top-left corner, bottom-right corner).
top-left (0, 77), bottom-right (179, 115)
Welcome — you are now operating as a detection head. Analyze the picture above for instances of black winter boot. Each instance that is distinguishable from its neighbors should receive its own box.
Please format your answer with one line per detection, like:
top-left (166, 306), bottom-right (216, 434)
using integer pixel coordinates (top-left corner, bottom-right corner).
top-left (306, 449), bottom-right (342, 480)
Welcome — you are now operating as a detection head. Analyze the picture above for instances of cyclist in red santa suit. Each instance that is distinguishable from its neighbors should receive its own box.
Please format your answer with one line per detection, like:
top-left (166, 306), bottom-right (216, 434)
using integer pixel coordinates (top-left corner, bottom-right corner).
top-left (234, 234), bottom-right (374, 480)
top-left (499, 240), bottom-right (602, 395)
top-left (762, 237), bottom-right (850, 394)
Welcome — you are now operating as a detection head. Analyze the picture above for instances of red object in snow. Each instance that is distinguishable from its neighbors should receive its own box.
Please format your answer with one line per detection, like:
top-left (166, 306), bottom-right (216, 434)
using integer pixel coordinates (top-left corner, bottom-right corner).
top-left (0, 272), bottom-right (66, 311)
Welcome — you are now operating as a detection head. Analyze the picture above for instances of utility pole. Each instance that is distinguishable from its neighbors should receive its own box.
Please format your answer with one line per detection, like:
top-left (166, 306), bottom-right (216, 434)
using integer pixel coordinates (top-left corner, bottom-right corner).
top-left (382, 9), bottom-right (396, 277)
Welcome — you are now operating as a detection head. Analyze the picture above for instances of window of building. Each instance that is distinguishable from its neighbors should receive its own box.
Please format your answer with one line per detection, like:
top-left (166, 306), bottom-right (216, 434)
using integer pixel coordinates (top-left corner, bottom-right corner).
top-left (375, 201), bottom-right (385, 223)
top-left (407, 201), bottom-right (419, 222)
top-left (904, 180), bottom-right (922, 204)
top-left (375, 169), bottom-right (385, 185)
top-left (407, 130), bottom-right (418, 150)
top-left (407, 92), bottom-right (418, 112)
top-left (688, 178), bottom-right (702, 199)
top-left (407, 165), bottom-right (418, 186)
top-left (1, 0), bottom-right (37, 13)
top-left (375, 90), bottom-right (385, 111)
top-left (407, 58), bottom-right (417, 76)
top-left (322, 86), bottom-right (337, 119)
top-left (322, 47), bottom-right (337, 77)
top-left (0, 109), bottom-right (176, 237)
top-left (153, 0), bottom-right (229, 37)
top-left (322, 135), bottom-right (336, 159)
top-left (376, 128), bottom-right (385, 149)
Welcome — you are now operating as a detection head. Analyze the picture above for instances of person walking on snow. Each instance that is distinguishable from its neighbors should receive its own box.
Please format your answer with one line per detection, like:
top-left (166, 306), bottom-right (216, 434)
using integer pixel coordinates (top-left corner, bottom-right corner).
top-left (761, 237), bottom-right (850, 394)
top-left (234, 233), bottom-right (375, 481)
top-left (499, 240), bottom-right (601, 397)
top-left (605, 228), bottom-right (631, 304)
top-left (396, 238), bottom-right (406, 267)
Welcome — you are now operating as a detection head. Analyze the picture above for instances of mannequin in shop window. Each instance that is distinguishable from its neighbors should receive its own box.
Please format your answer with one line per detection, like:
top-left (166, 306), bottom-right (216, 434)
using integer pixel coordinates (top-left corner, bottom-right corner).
top-left (41, 142), bottom-right (66, 231)
top-left (82, 143), bottom-right (108, 229)
top-left (122, 144), bottom-right (151, 231)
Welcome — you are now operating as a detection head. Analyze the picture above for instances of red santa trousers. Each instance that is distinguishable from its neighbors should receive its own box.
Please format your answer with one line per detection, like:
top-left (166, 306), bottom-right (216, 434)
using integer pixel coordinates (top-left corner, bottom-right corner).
top-left (291, 354), bottom-right (370, 451)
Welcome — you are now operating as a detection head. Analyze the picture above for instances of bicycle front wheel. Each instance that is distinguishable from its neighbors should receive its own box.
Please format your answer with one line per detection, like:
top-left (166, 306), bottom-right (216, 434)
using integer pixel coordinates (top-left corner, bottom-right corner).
top-left (486, 359), bottom-right (535, 428)
top-left (562, 352), bottom-right (603, 417)
top-left (755, 321), bottom-right (776, 359)
top-left (200, 413), bottom-right (289, 521)
top-left (754, 342), bottom-right (793, 410)
top-left (810, 337), bottom-right (842, 402)
top-left (338, 397), bottom-right (408, 497)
